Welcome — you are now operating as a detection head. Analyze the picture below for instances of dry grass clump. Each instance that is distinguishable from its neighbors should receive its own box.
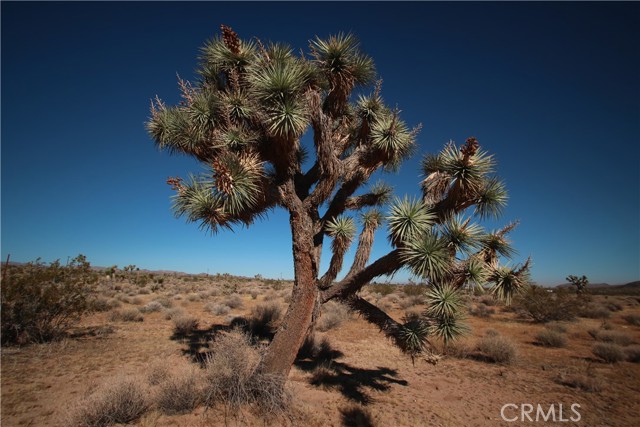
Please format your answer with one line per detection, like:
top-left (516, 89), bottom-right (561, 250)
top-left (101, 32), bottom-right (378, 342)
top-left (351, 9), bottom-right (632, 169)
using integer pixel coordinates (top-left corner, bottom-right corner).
top-left (205, 302), bottom-right (231, 316)
top-left (154, 362), bottom-right (201, 414)
top-left (340, 403), bottom-right (377, 427)
top-left (109, 307), bottom-right (143, 322)
top-left (535, 329), bottom-right (567, 348)
top-left (187, 293), bottom-right (201, 302)
top-left (164, 307), bottom-right (186, 320)
top-left (152, 296), bottom-right (173, 308)
top-left (624, 345), bottom-right (640, 363)
top-left (203, 329), bottom-right (289, 415)
top-left (579, 304), bottom-right (611, 319)
top-left (140, 301), bottom-right (164, 313)
top-left (469, 304), bottom-right (495, 318)
top-left (476, 334), bottom-right (517, 364)
top-left (248, 302), bottom-right (283, 338)
top-left (592, 342), bottom-right (626, 363)
top-left (558, 373), bottom-right (604, 392)
top-left (442, 339), bottom-right (472, 359)
top-left (588, 329), bottom-right (634, 346)
top-left (172, 315), bottom-right (199, 336)
top-left (544, 322), bottom-right (568, 333)
top-left (621, 313), bottom-right (640, 326)
top-left (91, 297), bottom-right (121, 312)
top-left (263, 290), bottom-right (279, 301)
top-left (398, 295), bottom-right (423, 309)
top-left (68, 376), bottom-right (149, 427)
top-left (316, 301), bottom-right (351, 332)
top-left (223, 294), bottom-right (243, 309)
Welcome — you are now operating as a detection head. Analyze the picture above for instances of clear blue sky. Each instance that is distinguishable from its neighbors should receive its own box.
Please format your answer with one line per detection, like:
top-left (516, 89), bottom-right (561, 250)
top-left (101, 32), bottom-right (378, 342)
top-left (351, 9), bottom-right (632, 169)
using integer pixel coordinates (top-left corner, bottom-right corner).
top-left (2, 2), bottom-right (638, 285)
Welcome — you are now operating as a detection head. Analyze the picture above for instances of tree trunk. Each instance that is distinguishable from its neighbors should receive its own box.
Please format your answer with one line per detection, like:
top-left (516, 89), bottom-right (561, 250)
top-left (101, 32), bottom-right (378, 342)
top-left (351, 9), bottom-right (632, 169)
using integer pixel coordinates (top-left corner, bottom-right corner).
top-left (260, 210), bottom-right (318, 378)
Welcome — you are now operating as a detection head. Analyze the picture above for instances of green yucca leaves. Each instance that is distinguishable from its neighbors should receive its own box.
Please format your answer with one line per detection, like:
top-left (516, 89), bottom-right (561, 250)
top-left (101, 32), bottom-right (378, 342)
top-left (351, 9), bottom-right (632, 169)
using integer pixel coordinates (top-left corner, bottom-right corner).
top-left (387, 197), bottom-right (435, 246)
top-left (398, 312), bottom-right (431, 360)
top-left (199, 35), bottom-right (257, 74)
top-left (489, 264), bottom-right (530, 305)
top-left (463, 256), bottom-right (490, 288)
top-left (474, 177), bottom-right (508, 219)
top-left (400, 233), bottom-right (451, 281)
top-left (249, 60), bottom-right (311, 104)
top-left (370, 115), bottom-right (413, 157)
top-left (361, 209), bottom-right (383, 229)
top-left (326, 216), bottom-right (356, 252)
top-left (264, 97), bottom-right (309, 139)
top-left (171, 176), bottom-right (230, 233)
top-left (425, 285), bottom-right (469, 344)
top-left (439, 215), bottom-right (484, 255)
top-left (310, 33), bottom-right (375, 86)
top-left (479, 232), bottom-right (517, 262)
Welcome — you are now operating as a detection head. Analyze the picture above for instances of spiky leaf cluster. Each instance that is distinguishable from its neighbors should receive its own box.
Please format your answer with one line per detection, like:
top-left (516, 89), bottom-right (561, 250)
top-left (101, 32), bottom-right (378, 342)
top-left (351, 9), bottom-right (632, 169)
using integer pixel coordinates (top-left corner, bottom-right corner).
top-left (387, 197), bottom-right (435, 247)
top-left (424, 285), bottom-right (469, 344)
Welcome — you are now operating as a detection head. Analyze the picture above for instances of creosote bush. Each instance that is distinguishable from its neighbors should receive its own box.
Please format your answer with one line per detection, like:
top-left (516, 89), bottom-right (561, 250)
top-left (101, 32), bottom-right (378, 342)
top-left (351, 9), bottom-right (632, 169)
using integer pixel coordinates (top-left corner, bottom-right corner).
top-left (316, 301), bottom-right (351, 332)
top-left (154, 362), bottom-right (201, 414)
top-left (1, 255), bottom-right (97, 344)
top-left (109, 307), bottom-right (144, 322)
top-left (518, 286), bottom-right (580, 323)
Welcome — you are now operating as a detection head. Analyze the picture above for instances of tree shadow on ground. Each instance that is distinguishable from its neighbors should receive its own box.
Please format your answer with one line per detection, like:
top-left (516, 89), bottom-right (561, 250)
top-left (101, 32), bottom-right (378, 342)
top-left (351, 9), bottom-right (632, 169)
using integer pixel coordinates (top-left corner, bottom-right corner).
top-left (171, 318), bottom-right (408, 404)
top-left (294, 338), bottom-right (407, 405)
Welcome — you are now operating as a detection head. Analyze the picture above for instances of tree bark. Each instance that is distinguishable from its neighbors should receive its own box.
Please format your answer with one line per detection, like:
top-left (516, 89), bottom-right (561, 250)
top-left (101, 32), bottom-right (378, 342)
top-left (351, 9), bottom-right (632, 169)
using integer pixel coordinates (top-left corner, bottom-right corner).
top-left (260, 209), bottom-right (318, 378)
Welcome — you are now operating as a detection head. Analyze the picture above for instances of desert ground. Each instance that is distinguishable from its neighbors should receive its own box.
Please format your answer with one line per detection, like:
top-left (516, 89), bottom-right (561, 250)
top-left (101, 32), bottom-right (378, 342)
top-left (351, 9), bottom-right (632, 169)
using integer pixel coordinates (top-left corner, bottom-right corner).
top-left (2, 273), bottom-right (640, 427)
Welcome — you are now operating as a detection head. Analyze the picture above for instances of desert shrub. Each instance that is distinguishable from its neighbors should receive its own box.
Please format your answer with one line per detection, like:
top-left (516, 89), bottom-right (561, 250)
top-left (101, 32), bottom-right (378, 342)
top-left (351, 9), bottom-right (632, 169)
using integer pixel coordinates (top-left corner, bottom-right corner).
top-left (316, 301), bottom-right (351, 332)
top-left (519, 286), bottom-right (579, 322)
top-left (579, 304), bottom-right (611, 319)
top-left (154, 363), bottom-right (201, 414)
top-left (340, 404), bottom-right (376, 427)
top-left (591, 330), bottom-right (633, 346)
top-left (401, 284), bottom-right (427, 297)
top-left (109, 307), bottom-right (144, 322)
top-left (1, 255), bottom-right (98, 344)
top-left (91, 297), bottom-right (121, 312)
top-left (603, 300), bottom-right (623, 312)
top-left (476, 335), bottom-right (517, 364)
top-left (250, 289), bottom-right (260, 300)
top-left (469, 304), bottom-right (495, 318)
top-left (248, 302), bottom-right (283, 338)
top-left (223, 293), bottom-right (243, 309)
top-left (368, 283), bottom-right (396, 296)
top-left (624, 345), bottom-right (640, 363)
top-left (484, 328), bottom-right (500, 337)
top-left (205, 302), bottom-right (231, 316)
top-left (442, 340), bottom-right (472, 359)
top-left (147, 360), bottom-right (171, 386)
top-left (153, 297), bottom-right (173, 309)
top-left (621, 314), bottom-right (640, 326)
top-left (138, 287), bottom-right (151, 295)
top-left (398, 295), bottom-right (423, 309)
top-left (140, 301), bottom-right (164, 313)
top-left (203, 329), bottom-right (288, 414)
top-left (172, 315), bottom-right (199, 336)
top-left (592, 342), bottom-right (625, 363)
top-left (187, 293), bottom-right (201, 302)
top-left (68, 376), bottom-right (149, 427)
top-left (479, 295), bottom-right (497, 306)
top-left (558, 374), bottom-right (603, 392)
top-left (535, 329), bottom-right (567, 348)
top-left (164, 307), bottom-right (186, 320)
top-left (545, 322), bottom-right (568, 333)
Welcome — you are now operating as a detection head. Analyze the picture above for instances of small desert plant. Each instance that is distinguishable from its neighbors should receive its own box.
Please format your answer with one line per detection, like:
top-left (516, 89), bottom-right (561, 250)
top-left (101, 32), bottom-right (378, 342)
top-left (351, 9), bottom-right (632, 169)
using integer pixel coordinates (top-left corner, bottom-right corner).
top-left (545, 322), bottom-right (568, 333)
top-left (172, 315), bottom-right (199, 336)
top-left (316, 301), bottom-right (351, 332)
top-left (590, 330), bottom-right (633, 346)
top-left (205, 302), bottom-right (231, 316)
top-left (519, 286), bottom-right (579, 322)
top-left (223, 293), bottom-right (243, 309)
top-left (592, 342), bottom-right (625, 363)
top-left (535, 329), bottom-right (567, 348)
top-left (624, 345), bottom-right (640, 363)
top-left (368, 283), bottom-right (396, 296)
top-left (469, 304), bottom-right (495, 318)
top-left (476, 334), bottom-right (517, 364)
top-left (1, 255), bottom-right (98, 344)
top-left (68, 376), bottom-right (149, 427)
top-left (579, 304), bottom-right (611, 319)
top-left (248, 302), bottom-right (283, 338)
top-left (140, 301), bottom-right (164, 313)
top-left (164, 307), bottom-right (186, 320)
top-left (340, 404), bottom-right (376, 427)
top-left (250, 289), bottom-right (260, 299)
top-left (153, 297), bottom-right (173, 308)
top-left (621, 313), bottom-right (640, 326)
top-left (154, 362), bottom-right (201, 414)
top-left (203, 329), bottom-right (288, 414)
top-left (109, 307), bottom-right (144, 322)
top-left (186, 293), bottom-right (201, 302)
top-left (558, 373), bottom-right (603, 392)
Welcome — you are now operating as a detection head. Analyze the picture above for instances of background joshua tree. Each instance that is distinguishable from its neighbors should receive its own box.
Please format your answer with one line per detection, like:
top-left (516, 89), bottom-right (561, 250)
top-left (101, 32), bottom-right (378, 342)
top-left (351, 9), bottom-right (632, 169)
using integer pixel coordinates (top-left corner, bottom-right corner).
top-left (566, 274), bottom-right (589, 296)
top-left (146, 25), bottom-right (530, 379)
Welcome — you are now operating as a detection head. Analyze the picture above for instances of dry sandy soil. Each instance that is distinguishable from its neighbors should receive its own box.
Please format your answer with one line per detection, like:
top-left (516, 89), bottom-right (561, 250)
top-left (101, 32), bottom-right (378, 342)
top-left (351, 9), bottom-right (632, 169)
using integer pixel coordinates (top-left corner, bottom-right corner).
top-left (2, 277), bottom-right (640, 427)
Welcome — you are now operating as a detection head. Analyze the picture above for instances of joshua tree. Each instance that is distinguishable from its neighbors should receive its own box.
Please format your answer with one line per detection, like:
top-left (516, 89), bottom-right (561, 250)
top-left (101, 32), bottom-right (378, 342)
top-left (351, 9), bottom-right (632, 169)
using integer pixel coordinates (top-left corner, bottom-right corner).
top-left (146, 25), bottom-right (529, 379)
top-left (566, 274), bottom-right (589, 295)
